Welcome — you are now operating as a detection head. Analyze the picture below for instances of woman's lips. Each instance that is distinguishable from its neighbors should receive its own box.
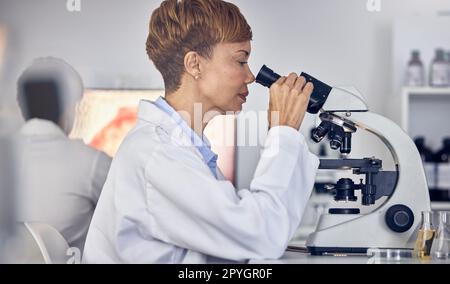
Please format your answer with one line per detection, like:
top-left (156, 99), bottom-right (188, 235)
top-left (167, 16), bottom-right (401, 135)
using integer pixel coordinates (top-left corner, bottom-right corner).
top-left (238, 92), bottom-right (248, 103)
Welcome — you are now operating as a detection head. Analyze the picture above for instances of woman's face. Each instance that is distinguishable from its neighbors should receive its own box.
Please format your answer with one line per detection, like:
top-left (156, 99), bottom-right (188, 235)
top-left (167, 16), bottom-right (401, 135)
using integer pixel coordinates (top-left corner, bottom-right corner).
top-left (198, 41), bottom-right (255, 114)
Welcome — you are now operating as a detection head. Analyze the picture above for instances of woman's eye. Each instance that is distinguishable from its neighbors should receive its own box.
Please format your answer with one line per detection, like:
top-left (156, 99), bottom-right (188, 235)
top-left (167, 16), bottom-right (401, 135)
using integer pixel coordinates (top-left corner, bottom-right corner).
top-left (239, 61), bottom-right (248, 66)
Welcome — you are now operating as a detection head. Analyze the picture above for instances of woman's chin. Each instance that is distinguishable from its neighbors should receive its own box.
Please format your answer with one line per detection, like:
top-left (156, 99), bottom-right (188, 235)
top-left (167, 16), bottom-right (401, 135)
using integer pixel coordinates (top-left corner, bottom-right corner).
top-left (231, 105), bottom-right (243, 113)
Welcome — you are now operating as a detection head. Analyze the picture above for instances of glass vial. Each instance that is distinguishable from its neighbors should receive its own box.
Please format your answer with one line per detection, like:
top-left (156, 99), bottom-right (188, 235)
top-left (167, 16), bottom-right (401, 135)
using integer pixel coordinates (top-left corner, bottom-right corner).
top-left (430, 48), bottom-right (448, 87)
top-left (405, 50), bottom-right (425, 86)
top-left (431, 211), bottom-right (450, 260)
top-left (414, 211), bottom-right (436, 260)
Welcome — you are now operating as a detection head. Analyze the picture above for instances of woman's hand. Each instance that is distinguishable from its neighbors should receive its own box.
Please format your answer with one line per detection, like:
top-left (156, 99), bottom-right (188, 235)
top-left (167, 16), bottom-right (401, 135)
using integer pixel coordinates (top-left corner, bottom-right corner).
top-left (268, 72), bottom-right (314, 130)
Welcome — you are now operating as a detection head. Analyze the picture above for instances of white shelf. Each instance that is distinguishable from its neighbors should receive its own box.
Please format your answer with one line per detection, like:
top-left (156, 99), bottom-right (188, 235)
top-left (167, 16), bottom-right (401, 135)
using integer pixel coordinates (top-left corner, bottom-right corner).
top-left (431, 201), bottom-right (450, 211)
top-left (401, 87), bottom-right (450, 149)
top-left (402, 87), bottom-right (450, 96)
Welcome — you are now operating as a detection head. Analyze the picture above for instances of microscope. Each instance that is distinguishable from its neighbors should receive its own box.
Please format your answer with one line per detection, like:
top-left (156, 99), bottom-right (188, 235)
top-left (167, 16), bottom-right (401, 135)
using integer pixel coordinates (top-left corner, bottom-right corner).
top-left (256, 65), bottom-right (431, 255)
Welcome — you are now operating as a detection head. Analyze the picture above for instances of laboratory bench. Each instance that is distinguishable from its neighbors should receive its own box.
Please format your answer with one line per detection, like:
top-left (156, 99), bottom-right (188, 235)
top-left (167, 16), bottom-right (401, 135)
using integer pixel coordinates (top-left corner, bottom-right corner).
top-left (250, 250), bottom-right (450, 264)
top-left (248, 200), bottom-right (450, 264)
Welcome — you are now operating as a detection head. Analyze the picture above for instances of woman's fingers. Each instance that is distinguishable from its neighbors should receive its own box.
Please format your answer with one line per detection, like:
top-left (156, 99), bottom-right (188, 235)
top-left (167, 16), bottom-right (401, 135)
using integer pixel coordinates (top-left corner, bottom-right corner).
top-left (293, 76), bottom-right (306, 94)
top-left (284, 72), bottom-right (298, 89)
top-left (274, 76), bottom-right (287, 87)
top-left (302, 82), bottom-right (314, 98)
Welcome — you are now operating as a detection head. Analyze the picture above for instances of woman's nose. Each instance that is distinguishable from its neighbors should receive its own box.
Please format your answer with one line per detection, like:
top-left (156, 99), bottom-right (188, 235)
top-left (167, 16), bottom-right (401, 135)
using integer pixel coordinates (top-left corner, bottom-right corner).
top-left (246, 69), bottom-right (256, 85)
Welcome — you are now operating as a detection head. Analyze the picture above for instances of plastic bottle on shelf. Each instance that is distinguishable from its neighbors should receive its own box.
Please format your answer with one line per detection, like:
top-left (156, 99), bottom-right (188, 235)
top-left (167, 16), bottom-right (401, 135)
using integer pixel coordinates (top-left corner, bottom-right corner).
top-left (429, 48), bottom-right (449, 87)
top-left (434, 137), bottom-right (450, 202)
top-left (405, 50), bottom-right (425, 87)
top-left (414, 137), bottom-right (437, 198)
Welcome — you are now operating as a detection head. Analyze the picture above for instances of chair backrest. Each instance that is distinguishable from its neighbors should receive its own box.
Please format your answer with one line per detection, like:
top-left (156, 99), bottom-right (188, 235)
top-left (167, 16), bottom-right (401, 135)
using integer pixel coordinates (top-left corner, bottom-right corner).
top-left (2, 222), bottom-right (70, 263)
top-left (24, 222), bottom-right (70, 264)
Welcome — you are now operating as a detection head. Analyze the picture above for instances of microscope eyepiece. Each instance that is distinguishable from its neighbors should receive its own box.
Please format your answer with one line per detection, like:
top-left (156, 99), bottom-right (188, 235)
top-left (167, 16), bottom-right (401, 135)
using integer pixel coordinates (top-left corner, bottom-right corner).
top-left (255, 65), bottom-right (332, 114)
top-left (255, 65), bottom-right (281, 88)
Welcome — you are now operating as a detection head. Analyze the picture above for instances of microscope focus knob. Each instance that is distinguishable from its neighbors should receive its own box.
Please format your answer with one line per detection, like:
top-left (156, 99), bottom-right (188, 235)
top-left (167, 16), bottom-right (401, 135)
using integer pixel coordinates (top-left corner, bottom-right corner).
top-left (385, 205), bottom-right (414, 233)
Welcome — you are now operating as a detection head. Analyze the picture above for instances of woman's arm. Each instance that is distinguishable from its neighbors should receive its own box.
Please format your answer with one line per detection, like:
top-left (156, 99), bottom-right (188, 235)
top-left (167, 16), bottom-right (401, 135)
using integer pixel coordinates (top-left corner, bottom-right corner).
top-left (143, 125), bottom-right (319, 261)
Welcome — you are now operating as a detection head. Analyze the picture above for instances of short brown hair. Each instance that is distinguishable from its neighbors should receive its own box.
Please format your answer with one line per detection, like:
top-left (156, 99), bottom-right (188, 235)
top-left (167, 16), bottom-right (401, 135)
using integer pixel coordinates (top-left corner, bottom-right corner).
top-left (146, 0), bottom-right (252, 93)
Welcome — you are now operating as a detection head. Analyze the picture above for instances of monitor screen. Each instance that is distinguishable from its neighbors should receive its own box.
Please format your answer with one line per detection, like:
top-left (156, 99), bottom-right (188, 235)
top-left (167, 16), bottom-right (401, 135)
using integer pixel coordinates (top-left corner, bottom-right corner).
top-left (70, 89), bottom-right (236, 183)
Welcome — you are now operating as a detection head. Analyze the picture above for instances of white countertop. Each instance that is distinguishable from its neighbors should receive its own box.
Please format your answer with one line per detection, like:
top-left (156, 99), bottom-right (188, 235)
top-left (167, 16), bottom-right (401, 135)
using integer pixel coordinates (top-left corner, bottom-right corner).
top-left (249, 237), bottom-right (450, 264)
top-left (250, 249), bottom-right (450, 264)
top-left (250, 200), bottom-right (450, 264)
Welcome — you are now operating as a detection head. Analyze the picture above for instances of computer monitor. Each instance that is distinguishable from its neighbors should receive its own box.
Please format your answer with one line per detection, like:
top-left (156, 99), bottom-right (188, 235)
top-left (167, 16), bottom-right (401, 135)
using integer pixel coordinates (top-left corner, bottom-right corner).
top-left (70, 89), bottom-right (236, 183)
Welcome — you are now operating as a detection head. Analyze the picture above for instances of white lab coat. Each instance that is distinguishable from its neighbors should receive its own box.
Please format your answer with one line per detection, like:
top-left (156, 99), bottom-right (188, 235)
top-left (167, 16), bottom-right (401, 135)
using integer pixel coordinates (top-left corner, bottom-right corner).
top-left (83, 100), bottom-right (319, 264)
top-left (16, 119), bottom-right (111, 251)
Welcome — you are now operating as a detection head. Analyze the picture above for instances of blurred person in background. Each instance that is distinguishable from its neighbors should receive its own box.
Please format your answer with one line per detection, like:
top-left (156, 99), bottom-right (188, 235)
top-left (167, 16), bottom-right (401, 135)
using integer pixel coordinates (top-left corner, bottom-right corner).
top-left (15, 57), bottom-right (111, 252)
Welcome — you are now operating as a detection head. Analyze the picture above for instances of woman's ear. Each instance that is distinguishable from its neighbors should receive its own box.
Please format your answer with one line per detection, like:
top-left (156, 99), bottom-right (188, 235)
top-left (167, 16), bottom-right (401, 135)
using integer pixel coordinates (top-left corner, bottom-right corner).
top-left (184, 51), bottom-right (201, 80)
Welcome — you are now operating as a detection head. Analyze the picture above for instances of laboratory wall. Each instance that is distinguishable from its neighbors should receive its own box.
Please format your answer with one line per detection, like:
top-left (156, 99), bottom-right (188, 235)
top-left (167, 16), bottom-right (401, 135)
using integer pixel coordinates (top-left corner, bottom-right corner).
top-left (1, 0), bottom-right (450, 189)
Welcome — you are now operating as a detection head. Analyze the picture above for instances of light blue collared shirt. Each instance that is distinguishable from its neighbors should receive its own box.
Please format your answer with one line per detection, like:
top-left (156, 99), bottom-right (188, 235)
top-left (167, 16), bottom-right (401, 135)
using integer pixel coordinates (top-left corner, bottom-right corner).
top-left (153, 97), bottom-right (218, 178)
